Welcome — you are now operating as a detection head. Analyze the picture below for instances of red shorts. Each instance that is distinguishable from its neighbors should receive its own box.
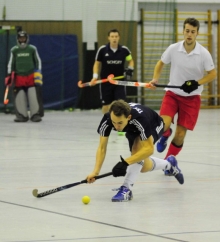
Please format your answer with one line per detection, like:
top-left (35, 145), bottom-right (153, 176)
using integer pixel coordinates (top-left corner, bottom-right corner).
top-left (160, 91), bottom-right (201, 130)
top-left (15, 73), bottom-right (35, 87)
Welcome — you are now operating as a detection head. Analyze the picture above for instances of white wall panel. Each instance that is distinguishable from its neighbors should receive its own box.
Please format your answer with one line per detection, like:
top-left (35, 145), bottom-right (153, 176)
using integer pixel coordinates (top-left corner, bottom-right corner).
top-left (0, 0), bottom-right (219, 49)
top-left (2, 0), bottom-right (64, 20)
top-left (97, 0), bottom-right (138, 21)
top-left (0, 0), bottom-right (139, 21)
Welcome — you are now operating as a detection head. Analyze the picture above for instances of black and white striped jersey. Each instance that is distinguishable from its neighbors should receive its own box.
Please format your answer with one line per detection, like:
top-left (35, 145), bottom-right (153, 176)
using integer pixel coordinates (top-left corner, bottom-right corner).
top-left (97, 102), bottom-right (164, 141)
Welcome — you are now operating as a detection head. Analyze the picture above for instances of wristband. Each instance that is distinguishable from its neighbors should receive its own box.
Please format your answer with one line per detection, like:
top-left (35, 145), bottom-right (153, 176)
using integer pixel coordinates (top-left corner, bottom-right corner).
top-left (93, 73), bottom-right (98, 79)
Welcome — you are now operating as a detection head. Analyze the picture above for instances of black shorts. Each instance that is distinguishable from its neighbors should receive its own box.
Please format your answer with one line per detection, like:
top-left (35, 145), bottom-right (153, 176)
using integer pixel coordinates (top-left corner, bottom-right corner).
top-left (100, 82), bottom-right (126, 105)
top-left (126, 120), bottom-right (164, 151)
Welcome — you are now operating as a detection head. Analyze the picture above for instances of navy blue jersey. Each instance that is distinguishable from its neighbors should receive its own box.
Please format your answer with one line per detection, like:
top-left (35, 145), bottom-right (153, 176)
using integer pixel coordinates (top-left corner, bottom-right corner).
top-left (95, 43), bottom-right (131, 78)
top-left (97, 102), bottom-right (164, 142)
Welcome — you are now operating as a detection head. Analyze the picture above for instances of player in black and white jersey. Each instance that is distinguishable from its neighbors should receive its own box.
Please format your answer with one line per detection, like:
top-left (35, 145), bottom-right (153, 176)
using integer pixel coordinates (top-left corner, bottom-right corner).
top-left (90, 29), bottom-right (134, 114)
top-left (86, 100), bottom-right (184, 202)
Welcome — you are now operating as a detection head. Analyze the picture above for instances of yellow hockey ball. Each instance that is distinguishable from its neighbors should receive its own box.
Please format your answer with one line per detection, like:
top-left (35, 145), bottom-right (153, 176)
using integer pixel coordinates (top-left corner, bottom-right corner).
top-left (82, 196), bottom-right (90, 204)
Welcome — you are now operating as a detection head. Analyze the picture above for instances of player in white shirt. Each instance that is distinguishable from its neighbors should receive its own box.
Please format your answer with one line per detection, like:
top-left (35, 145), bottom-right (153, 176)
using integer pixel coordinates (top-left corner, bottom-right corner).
top-left (149, 17), bottom-right (217, 175)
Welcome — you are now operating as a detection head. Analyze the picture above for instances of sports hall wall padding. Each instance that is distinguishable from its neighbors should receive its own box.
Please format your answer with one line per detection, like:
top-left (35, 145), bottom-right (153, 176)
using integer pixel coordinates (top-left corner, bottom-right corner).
top-left (30, 34), bottom-right (79, 109)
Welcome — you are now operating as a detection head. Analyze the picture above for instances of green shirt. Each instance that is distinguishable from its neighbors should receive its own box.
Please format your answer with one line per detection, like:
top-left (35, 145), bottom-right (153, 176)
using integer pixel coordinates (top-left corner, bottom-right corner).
top-left (8, 44), bottom-right (41, 75)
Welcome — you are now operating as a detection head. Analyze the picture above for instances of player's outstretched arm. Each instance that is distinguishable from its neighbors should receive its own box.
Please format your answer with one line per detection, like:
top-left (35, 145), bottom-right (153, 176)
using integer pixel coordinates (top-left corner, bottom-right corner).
top-left (86, 136), bottom-right (109, 183)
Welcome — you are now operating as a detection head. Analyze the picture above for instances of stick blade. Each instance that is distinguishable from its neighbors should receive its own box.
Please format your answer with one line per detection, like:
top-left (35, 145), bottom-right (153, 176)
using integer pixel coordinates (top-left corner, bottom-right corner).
top-left (77, 80), bottom-right (91, 88)
top-left (78, 80), bottom-right (83, 88)
top-left (4, 99), bottom-right (9, 105)
top-left (32, 189), bottom-right (38, 197)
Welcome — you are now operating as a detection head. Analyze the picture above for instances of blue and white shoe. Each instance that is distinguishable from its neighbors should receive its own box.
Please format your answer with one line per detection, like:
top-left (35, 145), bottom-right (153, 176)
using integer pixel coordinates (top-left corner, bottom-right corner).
top-left (157, 128), bottom-right (172, 153)
top-left (112, 186), bottom-right (133, 202)
top-left (166, 155), bottom-right (184, 184)
top-left (164, 169), bottom-right (174, 176)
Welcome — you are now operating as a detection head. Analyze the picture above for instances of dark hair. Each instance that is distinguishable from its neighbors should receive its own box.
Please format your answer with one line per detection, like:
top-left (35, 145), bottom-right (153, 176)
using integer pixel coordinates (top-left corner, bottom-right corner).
top-left (183, 18), bottom-right (200, 31)
top-left (108, 29), bottom-right (120, 36)
top-left (109, 100), bottom-right (131, 117)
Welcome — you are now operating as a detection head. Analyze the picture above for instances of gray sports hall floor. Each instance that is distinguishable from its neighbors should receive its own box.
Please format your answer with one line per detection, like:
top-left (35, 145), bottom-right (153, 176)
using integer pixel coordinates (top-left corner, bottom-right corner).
top-left (0, 109), bottom-right (220, 242)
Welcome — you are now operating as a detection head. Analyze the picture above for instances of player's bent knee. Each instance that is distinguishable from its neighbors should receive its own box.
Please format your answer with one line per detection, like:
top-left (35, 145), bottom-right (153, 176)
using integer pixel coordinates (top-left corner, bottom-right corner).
top-left (141, 158), bottom-right (154, 173)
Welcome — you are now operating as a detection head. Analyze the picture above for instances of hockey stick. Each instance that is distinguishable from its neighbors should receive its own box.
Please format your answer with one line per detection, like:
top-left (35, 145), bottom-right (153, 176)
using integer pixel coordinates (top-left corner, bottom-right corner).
top-left (32, 172), bottom-right (113, 198)
top-left (78, 75), bottom-right (124, 88)
top-left (3, 85), bottom-right (9, 105)
top-left (108, 76), bottom-right (182, 89)
top-left (3, 72), bottom-right (15, 105)
top-left (154, 84), bottom-right (182, 88)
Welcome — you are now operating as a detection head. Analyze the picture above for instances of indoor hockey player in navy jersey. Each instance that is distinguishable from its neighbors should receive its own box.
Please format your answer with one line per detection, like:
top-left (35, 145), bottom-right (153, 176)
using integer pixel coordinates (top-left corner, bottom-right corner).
top-left (86, 100), bottom-right (184, 202)
top-left (90, 29), bottom-right (134, 115)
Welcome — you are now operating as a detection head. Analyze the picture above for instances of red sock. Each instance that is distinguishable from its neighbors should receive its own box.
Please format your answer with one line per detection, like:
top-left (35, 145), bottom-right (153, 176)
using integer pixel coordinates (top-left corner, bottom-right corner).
top-left (164, 142), bottom-right (183, 159)
top-left (163, 128), bottom-right (171, 137)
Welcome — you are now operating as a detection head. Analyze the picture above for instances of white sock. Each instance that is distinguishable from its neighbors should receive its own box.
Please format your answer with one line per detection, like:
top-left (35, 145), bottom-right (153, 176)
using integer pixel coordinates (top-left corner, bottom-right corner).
top-left (123, 161), bottom-right (144, 190)
top-left (150, 156), bottom-right (171, 171)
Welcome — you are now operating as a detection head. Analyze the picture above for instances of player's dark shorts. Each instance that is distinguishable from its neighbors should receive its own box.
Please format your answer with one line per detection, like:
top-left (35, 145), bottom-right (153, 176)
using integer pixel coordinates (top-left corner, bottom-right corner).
top-left (100, 82), bottom-right (126, 105)
top-left (126, 119), bottom-right (164, 151)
